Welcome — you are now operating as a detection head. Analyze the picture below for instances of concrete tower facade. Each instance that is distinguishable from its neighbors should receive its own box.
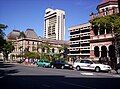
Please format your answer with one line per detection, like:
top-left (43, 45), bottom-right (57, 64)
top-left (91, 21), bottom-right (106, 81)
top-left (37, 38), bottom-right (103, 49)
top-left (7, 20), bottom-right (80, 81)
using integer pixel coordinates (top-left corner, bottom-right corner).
top-left (44, 8), bottom-right (65, 40)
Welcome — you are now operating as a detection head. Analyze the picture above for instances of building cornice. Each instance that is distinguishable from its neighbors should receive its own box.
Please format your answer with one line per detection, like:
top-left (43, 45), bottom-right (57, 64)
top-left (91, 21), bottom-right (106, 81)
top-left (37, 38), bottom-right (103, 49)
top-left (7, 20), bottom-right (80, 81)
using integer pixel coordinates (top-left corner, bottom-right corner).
top-left (97, 1), bottom-right (118, 10)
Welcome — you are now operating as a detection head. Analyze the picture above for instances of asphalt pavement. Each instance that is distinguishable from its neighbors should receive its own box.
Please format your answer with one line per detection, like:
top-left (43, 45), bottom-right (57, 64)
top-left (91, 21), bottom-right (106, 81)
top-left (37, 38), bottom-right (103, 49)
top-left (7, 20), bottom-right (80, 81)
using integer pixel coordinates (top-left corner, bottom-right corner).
top-left (0, 63), bottom-right (120, 89)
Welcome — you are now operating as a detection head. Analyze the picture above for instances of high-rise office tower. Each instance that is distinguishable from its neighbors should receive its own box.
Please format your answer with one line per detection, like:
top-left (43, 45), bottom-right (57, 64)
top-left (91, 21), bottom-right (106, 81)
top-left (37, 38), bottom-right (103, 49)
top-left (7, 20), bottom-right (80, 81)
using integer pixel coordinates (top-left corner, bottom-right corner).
top-left (44, 8), bottom-right (65, 40)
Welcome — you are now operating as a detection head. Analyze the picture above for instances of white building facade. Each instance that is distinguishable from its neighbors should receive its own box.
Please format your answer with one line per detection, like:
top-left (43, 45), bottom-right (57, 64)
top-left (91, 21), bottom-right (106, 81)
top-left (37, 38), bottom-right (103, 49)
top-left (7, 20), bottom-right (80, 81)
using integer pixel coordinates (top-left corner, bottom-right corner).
top-left (68, 23), bottom-right (91, 59)
top-left (44, 8), bottom-right (65, 40)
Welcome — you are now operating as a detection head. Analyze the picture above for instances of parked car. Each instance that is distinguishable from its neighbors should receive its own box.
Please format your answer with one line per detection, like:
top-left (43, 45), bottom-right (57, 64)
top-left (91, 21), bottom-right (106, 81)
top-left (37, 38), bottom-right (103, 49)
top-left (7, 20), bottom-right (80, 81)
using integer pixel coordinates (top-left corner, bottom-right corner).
top-left (73, 59), bottom-right (111, 72)
top-left (37, 59), bottom-right (50, 68)
top-left (50, 60), bottom-right (73, 69)
top-left (115, 62), bottom-right (120, 74)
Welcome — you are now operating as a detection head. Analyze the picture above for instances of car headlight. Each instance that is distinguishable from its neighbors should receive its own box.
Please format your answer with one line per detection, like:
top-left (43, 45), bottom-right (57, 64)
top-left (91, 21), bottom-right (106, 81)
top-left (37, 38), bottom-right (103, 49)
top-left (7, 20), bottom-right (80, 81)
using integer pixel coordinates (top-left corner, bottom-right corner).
top-left (65, 64), bottom-right (69, 66)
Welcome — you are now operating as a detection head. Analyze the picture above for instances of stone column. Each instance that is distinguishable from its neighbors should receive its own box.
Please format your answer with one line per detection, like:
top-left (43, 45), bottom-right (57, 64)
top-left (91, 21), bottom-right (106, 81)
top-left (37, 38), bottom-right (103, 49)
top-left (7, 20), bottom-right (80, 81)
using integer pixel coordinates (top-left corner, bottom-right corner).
top-left (105, 29), bottom-right (106, 34)
top-left (98, 29), bottom-right (100, 35)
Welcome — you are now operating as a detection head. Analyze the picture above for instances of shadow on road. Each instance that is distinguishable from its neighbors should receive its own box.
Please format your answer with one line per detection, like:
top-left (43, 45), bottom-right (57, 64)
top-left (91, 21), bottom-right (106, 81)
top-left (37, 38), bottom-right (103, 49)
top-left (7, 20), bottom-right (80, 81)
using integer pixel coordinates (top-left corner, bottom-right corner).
top-left (0, 62), bottom-right (19, 77)
top-left (0, 75), bottom-right (120, 89)
top-left (0, 62), bottom-right (15, 68)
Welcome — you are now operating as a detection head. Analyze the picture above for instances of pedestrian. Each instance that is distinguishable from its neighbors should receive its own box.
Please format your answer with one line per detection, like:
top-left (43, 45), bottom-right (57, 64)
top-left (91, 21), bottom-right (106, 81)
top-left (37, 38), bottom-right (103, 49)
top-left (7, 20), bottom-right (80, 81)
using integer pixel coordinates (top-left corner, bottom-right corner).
top-left (25, 58), bottom-right (28, 65)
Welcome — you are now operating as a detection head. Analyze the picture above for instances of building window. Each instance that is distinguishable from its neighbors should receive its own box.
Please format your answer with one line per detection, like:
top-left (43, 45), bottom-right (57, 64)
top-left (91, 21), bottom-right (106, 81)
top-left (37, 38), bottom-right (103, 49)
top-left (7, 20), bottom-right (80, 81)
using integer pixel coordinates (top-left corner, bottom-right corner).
top-left (105, 8), bottom-right (108, 15)
top-left (32, 42), bottom-right (34, 45)
top-left (102, 9), bottom-right (105, 16)
top-left (42, 48), bottom-right (45, 52)
top-left (93, 25), bottom-right (98, 35)
top-left (52, 48), bottom-right (55, 53)
top-left (63, 15), bottom-right (65, 19)
top-left (28, 41), bottom-right (29, 44)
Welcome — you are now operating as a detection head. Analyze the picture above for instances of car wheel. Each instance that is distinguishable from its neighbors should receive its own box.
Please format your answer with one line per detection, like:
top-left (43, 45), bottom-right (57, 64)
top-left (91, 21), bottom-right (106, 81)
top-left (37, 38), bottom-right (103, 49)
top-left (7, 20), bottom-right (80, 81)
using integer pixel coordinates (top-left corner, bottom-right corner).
top-left (95, 67), bottom-right (100, 72)
top-left (43, 64), bottom-right (45, 68)
top-left (61, 66), bottom-right (64, 69)
top-left (76, 66), bottom-right (80, 71)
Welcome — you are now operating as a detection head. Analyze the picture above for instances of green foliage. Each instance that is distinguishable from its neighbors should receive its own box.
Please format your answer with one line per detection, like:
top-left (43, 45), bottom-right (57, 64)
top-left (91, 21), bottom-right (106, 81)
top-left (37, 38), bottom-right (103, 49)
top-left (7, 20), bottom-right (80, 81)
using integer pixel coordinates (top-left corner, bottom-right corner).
top-left (53, 53), bottom-right (60, 60)
top-left (0, 24), bottom-right (7, 52)
top-left (92, 14), bottom-right (120, 34)
top-left (24, 52), bottom-right (40, 59)
top-left (0, 24), bottom-right (8, 30)
top-left (16, 54), bottom-right (23, 58)
top-left (2, 41), bottom-right (15, 61)
top-left (18, 31), bottom-right (26, 38)
top-left (38, 41), bottom-right (52, 60)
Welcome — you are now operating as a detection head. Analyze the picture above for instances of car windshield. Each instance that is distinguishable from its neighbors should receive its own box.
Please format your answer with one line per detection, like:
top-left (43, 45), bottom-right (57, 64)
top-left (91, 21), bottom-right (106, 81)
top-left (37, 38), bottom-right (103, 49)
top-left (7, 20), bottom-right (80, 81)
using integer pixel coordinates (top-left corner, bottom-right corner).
top-left (81, 60), bottom-right (94, 64)
top-left (54, 60), bottom-right (66, 63)
top-left (44, 60), bottom-right (49, 63)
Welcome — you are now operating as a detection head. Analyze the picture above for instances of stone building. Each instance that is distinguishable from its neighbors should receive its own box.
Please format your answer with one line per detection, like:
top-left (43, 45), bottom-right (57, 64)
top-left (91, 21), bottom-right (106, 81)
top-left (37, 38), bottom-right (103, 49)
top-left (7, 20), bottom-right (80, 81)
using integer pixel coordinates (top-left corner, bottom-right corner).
top-left (4, 29), bottom-right (69, 60)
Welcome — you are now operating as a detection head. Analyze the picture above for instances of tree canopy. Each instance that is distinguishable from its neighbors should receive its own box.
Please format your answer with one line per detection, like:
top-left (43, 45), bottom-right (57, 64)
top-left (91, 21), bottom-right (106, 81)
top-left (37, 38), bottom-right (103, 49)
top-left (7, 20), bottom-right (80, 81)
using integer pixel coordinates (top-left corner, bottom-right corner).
top-left (24, 52), bottom-right (40, 59)
top-left (2, 41), bottom-right (15, 61)
top-left (92, 14), bottom-right (120, 34)
top-left (0, 24), bottom-right (8, 52)
top-left (18, 31), bottom-right (26, 38)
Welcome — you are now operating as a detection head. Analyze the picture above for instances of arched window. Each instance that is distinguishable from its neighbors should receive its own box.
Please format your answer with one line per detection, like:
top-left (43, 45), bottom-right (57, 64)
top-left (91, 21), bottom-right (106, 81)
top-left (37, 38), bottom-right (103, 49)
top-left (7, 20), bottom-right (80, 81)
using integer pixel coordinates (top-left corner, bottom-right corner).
top-left (94, 46), bottom-right (99, 57)
top-left (52, 48), bottom-right (54, 53)
top-left (101, 46), bottom-right (107, 57)
top-left (42, 48), bottom-right (45, 52)
top-left (109, 45), bottom-right (115, 57)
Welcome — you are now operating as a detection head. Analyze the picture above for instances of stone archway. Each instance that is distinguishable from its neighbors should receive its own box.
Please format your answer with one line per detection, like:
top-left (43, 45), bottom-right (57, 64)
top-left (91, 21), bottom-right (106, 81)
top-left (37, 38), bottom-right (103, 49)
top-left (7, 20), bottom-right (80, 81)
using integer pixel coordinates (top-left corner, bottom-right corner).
top-left (94, 46), bottom-right (99, 57)
top-left (99, 46), bottom-right (109, 64)
top-left (101, 46), bottom-right (107, 57)
top-left (108, 45), bottom-right (117, 69)
top-left (52, 48), bottom-right (55, 53)
top-left (108, 45), bottom-right (115, 57)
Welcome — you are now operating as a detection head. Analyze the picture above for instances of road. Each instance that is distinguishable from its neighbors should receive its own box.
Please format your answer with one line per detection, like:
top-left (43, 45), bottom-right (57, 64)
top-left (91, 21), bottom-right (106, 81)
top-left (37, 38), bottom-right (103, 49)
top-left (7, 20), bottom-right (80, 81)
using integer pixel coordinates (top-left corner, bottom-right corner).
top-left (0, 63), bottom-right (120, 89)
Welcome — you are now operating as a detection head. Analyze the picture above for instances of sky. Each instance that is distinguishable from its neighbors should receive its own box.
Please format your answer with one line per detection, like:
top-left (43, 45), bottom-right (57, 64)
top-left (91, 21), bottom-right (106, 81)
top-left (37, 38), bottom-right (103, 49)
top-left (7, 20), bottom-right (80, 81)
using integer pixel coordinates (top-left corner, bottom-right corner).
top-left (0, 0), bottom-right (101, 40)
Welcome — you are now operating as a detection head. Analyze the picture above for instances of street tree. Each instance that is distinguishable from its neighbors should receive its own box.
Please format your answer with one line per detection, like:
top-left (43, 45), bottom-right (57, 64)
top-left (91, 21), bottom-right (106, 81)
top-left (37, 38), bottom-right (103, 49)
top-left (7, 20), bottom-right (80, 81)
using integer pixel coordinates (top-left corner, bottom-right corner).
top-left (2, 41), bottom-right (15, 62)
top-left (18, 31), bottom-right (26, 38)
top-left (38, 41), bottom-right (52, 60)
top-left (24, 52), bottom-right (40, 59)
top-left (0, 24), bottom-right (7, 52)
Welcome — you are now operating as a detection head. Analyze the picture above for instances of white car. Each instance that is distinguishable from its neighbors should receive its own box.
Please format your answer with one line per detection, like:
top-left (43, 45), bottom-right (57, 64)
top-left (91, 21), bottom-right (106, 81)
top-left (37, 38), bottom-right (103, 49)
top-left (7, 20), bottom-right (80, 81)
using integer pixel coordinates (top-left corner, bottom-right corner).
top-left (73, 59), bottom-right (111, 72)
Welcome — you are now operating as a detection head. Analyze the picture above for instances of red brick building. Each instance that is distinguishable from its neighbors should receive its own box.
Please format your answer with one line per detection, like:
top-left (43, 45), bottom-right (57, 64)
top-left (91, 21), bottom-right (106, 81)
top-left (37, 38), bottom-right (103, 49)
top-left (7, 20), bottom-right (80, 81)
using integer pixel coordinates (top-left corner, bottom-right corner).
top-left (90, 0), bottom-right (119, 68)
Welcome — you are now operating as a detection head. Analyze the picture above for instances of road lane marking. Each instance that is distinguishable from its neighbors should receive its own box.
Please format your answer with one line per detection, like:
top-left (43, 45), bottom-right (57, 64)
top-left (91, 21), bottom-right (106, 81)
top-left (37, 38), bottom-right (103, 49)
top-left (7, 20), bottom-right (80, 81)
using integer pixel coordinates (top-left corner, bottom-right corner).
top-left (81, 73), bottom-right (94, 76)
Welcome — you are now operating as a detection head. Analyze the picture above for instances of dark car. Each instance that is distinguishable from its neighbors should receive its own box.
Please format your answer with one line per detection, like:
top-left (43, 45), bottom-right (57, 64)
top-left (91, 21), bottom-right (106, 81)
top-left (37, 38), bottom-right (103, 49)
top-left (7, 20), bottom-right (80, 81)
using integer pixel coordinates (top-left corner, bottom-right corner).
top-left (17, 59), bottom-right (25, 64)
top-left (50, 60), bottom-right (73, 69)
top-left (115, 63), bottom-right (120, 74)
